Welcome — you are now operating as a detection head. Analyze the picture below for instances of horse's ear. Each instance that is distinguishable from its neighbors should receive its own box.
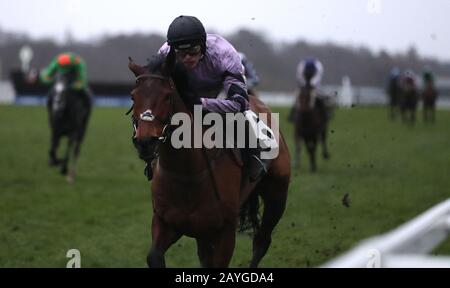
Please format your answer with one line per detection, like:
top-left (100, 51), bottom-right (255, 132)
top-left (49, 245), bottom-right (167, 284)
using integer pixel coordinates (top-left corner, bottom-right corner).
top-left (128, 57), bottom-right (146, 77)
top-left (163, 49), bottom-right (176, 76)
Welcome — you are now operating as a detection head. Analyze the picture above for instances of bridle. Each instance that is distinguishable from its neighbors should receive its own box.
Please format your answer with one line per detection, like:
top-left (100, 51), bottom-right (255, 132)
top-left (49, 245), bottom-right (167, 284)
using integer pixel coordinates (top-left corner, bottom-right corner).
top-left (127, 73), bottom-right (176, 143)
top-left (126, 71), bottom-right (221, 200)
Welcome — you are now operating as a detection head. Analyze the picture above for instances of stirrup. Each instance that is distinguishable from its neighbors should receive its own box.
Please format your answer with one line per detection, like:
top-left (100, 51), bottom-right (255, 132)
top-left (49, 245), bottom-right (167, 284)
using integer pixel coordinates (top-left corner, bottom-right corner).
top-left (249, 155), bottom-right (270, 182)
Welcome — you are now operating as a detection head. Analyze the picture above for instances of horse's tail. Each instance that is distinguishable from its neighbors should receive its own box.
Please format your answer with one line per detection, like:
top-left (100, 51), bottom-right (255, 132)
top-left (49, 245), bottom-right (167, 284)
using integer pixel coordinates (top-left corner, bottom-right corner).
top-left (239, 191), bottom-right (261, 234)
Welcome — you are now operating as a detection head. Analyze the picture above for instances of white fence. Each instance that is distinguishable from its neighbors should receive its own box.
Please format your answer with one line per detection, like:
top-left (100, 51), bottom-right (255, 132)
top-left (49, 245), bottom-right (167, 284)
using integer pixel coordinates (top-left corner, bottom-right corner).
top-left (259, 87), bottom-right (450, 108)
top-left (3, 80), bottom-right (450, 108)
top-left (323, 199), bottom-right (450, 268)
top-left (0, 81), bottom-right (15, 104)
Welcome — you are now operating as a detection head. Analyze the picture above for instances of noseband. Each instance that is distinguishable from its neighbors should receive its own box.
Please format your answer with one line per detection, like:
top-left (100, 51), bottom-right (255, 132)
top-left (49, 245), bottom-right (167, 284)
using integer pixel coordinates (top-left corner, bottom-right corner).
top-left (128, 73), bottom-right (175, 143)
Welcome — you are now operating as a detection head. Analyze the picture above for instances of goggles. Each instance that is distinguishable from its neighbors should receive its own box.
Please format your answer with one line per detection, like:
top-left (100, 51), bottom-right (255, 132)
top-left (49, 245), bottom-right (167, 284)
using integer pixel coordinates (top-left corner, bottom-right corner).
top-left (174, 45), bottom-right (201, 58)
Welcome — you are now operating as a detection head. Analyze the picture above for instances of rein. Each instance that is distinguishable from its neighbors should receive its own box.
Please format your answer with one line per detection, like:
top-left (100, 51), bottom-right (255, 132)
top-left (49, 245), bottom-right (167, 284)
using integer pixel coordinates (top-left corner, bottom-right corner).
top-left (128, 71), bottom-right (221, 201)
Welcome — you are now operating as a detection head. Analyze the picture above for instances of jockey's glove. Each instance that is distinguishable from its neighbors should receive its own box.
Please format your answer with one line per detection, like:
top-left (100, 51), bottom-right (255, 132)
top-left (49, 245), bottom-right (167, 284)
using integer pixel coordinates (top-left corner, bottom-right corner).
top-left (229, 94), bottom-right (249, 112)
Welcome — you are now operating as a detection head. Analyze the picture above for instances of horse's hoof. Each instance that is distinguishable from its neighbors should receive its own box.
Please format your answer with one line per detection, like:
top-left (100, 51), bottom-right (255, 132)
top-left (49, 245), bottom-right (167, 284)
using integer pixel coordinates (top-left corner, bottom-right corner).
top-left (61, 167), bottom-right (68, 175)
top-left (323, 153), bottom-right (330, 160)
top-left (66, 175), bottom-right (75, 184)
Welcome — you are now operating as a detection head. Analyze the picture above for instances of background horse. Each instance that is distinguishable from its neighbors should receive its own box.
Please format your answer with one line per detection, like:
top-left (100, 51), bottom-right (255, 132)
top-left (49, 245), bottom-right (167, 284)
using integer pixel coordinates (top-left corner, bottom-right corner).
top-left (387, 76), bottom-right (401, 120)
top-left (128, 54), bottom-right (290, 268)
top-left (292, 85), bottom-right (330, 172)
top-left (399, 77), bottom-right (419, 125)
top-left (47, 72), bottom-right (91, 183)
top-left (422, 81), bottom-right (438, 123)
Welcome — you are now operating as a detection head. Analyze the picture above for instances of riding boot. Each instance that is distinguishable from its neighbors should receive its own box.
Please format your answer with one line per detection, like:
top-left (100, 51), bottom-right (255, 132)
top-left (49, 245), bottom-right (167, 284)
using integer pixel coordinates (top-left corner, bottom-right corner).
top-left (244, 110), bottom-right (278, 182)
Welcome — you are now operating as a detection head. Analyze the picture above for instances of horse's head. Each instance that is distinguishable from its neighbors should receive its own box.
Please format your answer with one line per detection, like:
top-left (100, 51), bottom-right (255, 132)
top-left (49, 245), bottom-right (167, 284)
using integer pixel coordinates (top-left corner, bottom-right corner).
top-left (128, 54), bottom-right (177, 162)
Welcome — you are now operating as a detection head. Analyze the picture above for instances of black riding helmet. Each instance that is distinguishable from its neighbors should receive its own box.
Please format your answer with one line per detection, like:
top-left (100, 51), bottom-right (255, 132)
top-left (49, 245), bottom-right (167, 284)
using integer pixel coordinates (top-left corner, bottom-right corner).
top-left (303, 59), bottom-right (318, 82)
top-left (167, 16), bottom-right (207, 52)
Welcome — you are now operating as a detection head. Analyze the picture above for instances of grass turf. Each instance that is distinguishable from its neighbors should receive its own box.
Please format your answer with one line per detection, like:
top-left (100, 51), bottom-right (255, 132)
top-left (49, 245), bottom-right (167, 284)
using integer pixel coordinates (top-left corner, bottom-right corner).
top-left (0, 104), bottom-right (449, 267)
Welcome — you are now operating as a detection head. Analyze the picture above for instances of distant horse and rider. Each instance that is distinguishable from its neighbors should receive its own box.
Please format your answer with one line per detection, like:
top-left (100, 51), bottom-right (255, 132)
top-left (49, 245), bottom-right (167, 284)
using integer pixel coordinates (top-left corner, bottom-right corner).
top-left (387, 67), bottom-right (402, 120)
top-left (39, 53), bottom-right (92, 183)
top-left (421, 70), bottom-right (438, 123)
top-left (239, 51), bottom-right (260, 97)
top-left (289, 58), bottom-right (332, 172)
top-left (399, 70), bottom-right (419, 125)
top-left (387, 68), bottom-right (438, 125)
top-left (128, 16), bottom-right (290, 268)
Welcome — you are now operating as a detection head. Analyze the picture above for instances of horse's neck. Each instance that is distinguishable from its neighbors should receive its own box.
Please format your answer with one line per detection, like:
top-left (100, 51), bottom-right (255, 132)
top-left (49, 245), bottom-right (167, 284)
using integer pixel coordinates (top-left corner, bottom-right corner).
top-left (298, 86), bottom-right (314, 110)
top-left (158, 91), bottom-right (206, 174)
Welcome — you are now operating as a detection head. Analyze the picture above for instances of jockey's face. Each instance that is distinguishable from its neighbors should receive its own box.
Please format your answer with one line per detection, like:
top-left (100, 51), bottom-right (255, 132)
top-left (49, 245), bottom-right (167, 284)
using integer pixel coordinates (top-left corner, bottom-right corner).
top-left (175, 45), bottom-right (202, 69)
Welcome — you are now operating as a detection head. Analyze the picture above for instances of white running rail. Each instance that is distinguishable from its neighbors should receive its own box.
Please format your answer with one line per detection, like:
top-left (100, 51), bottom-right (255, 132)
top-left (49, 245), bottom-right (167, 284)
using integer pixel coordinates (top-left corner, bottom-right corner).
top-left (323, 199), bottom-right (450, 268)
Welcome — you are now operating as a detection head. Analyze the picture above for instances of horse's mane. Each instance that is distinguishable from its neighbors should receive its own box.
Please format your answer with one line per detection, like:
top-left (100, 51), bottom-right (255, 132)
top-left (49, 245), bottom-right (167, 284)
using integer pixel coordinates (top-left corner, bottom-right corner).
top-left (146, 54), bottom-right (200, 109)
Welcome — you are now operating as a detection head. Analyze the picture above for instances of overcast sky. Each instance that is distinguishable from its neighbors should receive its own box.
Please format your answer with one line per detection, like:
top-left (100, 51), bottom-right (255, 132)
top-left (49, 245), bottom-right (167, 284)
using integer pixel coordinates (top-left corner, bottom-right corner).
top-left (1, 0), bottom-right (449, 60)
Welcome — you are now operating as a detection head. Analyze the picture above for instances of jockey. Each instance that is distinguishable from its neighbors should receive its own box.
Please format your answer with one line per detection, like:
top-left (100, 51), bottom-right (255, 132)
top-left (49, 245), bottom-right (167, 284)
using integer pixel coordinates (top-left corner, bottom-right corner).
top-left (387, 67), bottom-right (402, 97)
top-left (289, 58), bottom-right (327, 121)
top-left (422, 68), bottom-right (435, 85)
top-left (238, 52), bottom-right (260, 95)
top-left (157, 15), bottom-right (277, 182)
top-left (402, 70), bottom-right (417, 90)
top-left (390, 67), bottom-right (401, 79)
top-left (40, 52), bottom-right (91, 104)
top-left (296, 58), bottom-right (324, 89)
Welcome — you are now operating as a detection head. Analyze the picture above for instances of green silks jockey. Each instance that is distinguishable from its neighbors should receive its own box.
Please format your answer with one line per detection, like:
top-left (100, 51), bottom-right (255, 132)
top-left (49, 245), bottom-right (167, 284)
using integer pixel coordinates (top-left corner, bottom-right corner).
top-left (40, 52), bottom-right (88, 91)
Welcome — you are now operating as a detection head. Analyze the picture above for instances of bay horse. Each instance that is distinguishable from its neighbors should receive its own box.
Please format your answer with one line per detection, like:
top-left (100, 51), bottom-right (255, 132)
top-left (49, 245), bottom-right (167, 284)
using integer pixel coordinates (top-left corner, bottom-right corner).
top-left (399, 76), bottom-right (419, 125)
top-left (292, 85), bottom-right (330, 172)
top-left (128, 53), bottom-right (290, 268)
top-left (422, 80), bottom-right (438, 123)
top-left (47, 72), bottom-right (91, 183)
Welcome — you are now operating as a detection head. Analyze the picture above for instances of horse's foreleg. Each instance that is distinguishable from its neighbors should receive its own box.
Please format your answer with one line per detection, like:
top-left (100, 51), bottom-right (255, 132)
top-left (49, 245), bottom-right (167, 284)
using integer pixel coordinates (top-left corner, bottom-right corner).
top-left (389, 104), bottom-right (396, 120)
top-left (306, 140), bottom-right (317, 172)
top-left (196, 238), bottom-right (214, 268)
top-left (250, 177), bottom-right (288, 268)
top-left (411, 109), bottom-right (416, 125)
top-left (147, 215), bottom-right (181, 268)
top-left (321, 127), bottom-right (330, 160)
top-left (293, 136), bottom-right (301, 171)
top-left (401, 109), bottom-right (407, 123)
top-left (49, 133), bottom-right (60, 166)
top-left (61, 137), bottom-right (74, 176)
top-left (67, 139), bottom-right (82, 183)
top-left (210, 224), bottom-right (236, 268)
